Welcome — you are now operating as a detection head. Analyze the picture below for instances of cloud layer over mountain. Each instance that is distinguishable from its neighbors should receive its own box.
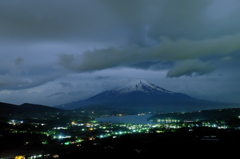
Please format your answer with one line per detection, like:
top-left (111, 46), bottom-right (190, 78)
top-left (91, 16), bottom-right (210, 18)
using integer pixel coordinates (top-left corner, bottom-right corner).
top-left (1, 0), bottom-right (240, 105)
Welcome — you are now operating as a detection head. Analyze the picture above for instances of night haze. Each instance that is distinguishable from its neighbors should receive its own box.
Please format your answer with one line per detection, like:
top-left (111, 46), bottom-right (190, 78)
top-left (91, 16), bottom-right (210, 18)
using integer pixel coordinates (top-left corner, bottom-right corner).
top-left (1, 1), bottom-right (240, 158)
top-left (0, 0), bottom-right (240, 106)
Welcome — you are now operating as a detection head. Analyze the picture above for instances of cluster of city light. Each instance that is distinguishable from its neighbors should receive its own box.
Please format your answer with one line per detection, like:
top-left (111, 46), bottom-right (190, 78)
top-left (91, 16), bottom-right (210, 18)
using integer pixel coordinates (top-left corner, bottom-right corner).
top-left (202, 122), bottom-right (228, 129)
top-left (6, 116), bottom-right (234, 156)
top-left (54, 126), bottom-right (68, 130)
top-left (54, 119), bottom-right (232, 142)
top-left (156, 119), bottom-right (180, 123)
top-left (95, 123), bottom-right (158, 138)
top-left (7, 117), bottom-right (232, 140)
top-left (15, 154), bottom-right (59, 159)
top-left (53, 135), bottom-right (71, 139)
top-left (8, 119), bottom-right (24, 125)
top-left (6, 114), bottom-right (239, 159)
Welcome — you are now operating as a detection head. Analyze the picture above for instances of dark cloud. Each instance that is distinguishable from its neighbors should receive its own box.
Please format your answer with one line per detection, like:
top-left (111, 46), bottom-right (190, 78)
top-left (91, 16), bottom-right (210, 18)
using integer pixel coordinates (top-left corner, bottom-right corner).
top-left (166, 60), bottom-right (214, 77)
top-left (47, 91), bottom-right (83, 98)
top-left (1, 0), bottom-right (240, 43)
top-left (0, 0), bottom-right (126, 43)
top-left (95, 76), bottom-right (111, 80)
top-left (0, 58), bottom-right (60, 90)
top-left (0, 73), bottom-right (59, 91)
top-left (58, 46), bottom-right (143, 72)
top-left (130, 61), bottom-right (164, 70)
top-left (58, 33), bottom-right (240, 77)
top-left (1, 0), bottom-right (240, 105)
top-left (15, 57), bottom-right (24, 66)
top-left (59, 82), bottom-right (73, 88)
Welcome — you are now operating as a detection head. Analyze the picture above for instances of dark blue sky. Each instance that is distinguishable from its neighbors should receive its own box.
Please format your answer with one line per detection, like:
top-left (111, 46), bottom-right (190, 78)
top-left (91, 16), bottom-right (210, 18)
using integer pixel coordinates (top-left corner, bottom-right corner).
top-left (1, 0), bottom-right (240, 106)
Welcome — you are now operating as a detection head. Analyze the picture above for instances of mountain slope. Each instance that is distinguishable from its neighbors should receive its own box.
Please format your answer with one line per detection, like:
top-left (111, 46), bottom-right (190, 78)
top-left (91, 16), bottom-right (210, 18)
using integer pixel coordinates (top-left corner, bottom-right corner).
top-left (58, 80), bottom-right (234, 112)
top-left (0, 102), bottom-right (64, 118)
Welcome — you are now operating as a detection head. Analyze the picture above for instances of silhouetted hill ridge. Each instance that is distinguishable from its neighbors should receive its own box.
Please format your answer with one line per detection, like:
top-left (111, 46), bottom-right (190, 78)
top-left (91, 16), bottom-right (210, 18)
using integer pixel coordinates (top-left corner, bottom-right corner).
top-left (0, 102), bottom-right (64, 118)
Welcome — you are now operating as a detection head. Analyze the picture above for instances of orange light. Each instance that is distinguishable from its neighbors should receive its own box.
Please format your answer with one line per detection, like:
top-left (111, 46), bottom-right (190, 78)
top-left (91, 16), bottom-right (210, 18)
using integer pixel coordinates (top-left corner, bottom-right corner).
top-left (15, 156), bottom-right (25, 159)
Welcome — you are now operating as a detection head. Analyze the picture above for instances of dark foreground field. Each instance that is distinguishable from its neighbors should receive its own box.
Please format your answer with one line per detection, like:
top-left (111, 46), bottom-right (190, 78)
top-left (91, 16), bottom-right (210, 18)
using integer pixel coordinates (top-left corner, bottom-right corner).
top-left (58, 128), bottom-right (239, 158)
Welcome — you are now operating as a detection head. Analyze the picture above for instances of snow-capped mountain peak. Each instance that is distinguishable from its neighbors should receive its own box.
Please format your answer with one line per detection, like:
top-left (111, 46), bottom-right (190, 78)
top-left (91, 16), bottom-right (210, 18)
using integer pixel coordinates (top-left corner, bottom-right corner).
top-left (115, 79), bottom-right (173, 94)
top-left (58, 79), bottom-right (226, 112)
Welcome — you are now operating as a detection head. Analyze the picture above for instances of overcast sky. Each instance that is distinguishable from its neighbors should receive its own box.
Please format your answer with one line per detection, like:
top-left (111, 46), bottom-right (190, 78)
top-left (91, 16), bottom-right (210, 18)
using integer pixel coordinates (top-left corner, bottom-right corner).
top-left (1, 0), bottom-right (240, 106)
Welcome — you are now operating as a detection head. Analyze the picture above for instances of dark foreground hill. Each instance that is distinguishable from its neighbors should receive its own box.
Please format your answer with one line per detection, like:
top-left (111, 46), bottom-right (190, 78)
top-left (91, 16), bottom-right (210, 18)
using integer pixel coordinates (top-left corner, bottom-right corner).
top-left (0, 102), bottom-right (64, 119)
top-left (58, 130), bottom-right (240, 158)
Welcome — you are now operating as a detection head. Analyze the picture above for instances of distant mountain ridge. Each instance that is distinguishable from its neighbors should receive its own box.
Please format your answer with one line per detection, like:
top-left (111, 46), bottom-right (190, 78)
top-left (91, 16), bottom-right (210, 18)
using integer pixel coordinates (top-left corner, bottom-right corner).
top-left (148, 108), bottom-right (240, 122)
top-left (58, 80), bottom-right (235, 112)
top-left (0, 102), bottom-right (63, 118)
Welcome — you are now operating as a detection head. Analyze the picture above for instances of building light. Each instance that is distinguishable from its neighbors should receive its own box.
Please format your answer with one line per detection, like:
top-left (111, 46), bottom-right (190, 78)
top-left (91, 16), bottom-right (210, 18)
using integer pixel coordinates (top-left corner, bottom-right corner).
top-left (15, 156), bottom-right (25, 159)
top-left (54, 126), bottom-right (67, 130)
top-left (76, 139), bottom-right (82, 143)
top-left (53, 154), bottom-right (60, 158)
top-left (58, 135), bottom-right (71, 139)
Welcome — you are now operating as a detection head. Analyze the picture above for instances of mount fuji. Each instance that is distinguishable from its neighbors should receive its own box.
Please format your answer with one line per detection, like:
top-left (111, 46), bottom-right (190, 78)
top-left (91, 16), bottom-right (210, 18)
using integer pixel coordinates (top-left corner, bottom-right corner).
top-left (57, 80), bottom-right (230, 112)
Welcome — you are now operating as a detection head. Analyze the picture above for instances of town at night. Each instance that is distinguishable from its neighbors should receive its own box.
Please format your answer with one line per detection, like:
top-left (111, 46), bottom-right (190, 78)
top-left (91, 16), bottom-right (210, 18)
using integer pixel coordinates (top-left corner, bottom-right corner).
top-left (1, 104), bottom-right (240, 158)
